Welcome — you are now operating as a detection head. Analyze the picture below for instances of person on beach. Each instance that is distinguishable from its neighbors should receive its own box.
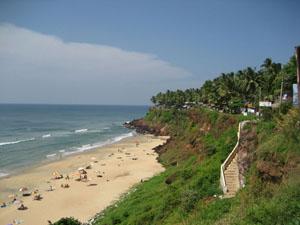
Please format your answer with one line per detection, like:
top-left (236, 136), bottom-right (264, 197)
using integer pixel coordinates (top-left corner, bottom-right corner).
top-left (48, 185), bottom-right (53, 191)
top-left (61, 183), bottom-right (70, 188)
top-left (17, 203), bottom-right (27, 210)
top-left (33, 194), bottom-right (42, 200)
top-left (11, 197), bottom-right (17, 204)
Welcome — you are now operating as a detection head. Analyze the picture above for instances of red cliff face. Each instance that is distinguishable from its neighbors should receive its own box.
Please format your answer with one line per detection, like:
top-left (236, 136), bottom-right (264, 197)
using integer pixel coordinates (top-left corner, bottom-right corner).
top-left (124, 119), bottom-right (168, 136)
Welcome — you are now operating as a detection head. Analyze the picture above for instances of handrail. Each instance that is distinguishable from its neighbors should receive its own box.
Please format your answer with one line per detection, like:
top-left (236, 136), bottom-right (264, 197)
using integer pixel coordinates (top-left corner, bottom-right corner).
top-left (220, 121), bottom-right (248, 194)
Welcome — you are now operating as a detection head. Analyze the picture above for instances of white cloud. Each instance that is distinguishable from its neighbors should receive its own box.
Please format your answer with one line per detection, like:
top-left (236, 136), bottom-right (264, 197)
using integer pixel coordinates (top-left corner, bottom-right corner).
top-left (0, 23), bottom-right (194, 104)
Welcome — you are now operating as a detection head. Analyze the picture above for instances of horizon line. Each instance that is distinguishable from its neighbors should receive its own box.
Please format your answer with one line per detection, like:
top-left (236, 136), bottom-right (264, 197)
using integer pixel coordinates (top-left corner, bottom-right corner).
top-left (0, 102), bottom-right (151, 107)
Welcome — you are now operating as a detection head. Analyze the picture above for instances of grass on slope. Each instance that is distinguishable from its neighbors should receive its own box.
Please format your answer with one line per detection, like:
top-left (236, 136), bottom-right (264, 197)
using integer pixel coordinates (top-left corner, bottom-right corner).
top-left (93, 108), bottom-right (239, 225)
top-left (93, 108), bottom-right (300, 225)
top-left (211, 109), bottom-right (300, 225)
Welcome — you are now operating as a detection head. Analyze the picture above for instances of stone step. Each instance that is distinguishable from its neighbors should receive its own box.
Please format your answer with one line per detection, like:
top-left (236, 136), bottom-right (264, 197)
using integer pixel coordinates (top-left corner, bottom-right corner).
top-left (227, 189), bottom-right (237, 193)
top-left (225, 176), bottom-right (238, 179)
top-left (225, 164), bottom-right (238, 168)
top-left (225, 176), bottom-right (239, 179)
top-left (224, 172), bottom-right (238, 175)
top-left (227, 165), bottom-right (238, 168)
top-left (226, 185), bottom-right (239, 189)
top-left (227, 187), bottom-right (238, 191)
top-left (226, 178), bottom-right (238, 181)
top-left (225, 172), bottom-right (238, 175)
top-left (226, 178), bottom-right (239, 182)
top-left (227, 183), bottom-right (238, 186)
top-left (225, 167), bottom-right (238, 170)
top-left (227, 182), bottom-right (239, 186)
top-left (225, 168), bottom-right (238, 170)
top-left (226, 181), bottom-right (238, 183)
top-left (227, 183), bottom-right (239, 186)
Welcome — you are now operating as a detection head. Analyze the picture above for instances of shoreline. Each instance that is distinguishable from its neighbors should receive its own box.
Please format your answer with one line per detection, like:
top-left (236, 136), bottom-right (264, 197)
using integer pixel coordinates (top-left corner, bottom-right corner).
top-left (0, 134), bottom-right (169, 225)
top-left (0, 131), bottom-right (136, 180)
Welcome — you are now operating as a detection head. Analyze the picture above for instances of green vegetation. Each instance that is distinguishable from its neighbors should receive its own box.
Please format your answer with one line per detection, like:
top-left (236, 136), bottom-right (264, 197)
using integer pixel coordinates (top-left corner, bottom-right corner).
top-left (151, 57), bottom-right (297, 112)
top-left (92, 108), bottom-right (300, 225)
top-left (55, 55), bottom-right (299, 225)
top-left (52, 217), bottom-right (82, 225)
top-left (93, 108), bottom-right (239, 225)
top-left (213, 109), bottom-right (300, 225)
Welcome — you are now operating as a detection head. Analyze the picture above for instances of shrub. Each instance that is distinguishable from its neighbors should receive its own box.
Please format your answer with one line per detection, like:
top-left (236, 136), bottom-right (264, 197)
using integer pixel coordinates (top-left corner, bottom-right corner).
top-left (111, 216), bottom-right (122, 225)
top-left (204, 144), bottom-right (216, 156)
top-left (181, 169), bottom-right (193, 180)
top-left (165, 172), bottom-right (177, 184)
top-left (52, 217), bottom-right (82, 225)
top-left (261, 107), bottom-right (273, 121)
top-left (279, 101), bottom-right (292, 114)
top-left (181, 189), bottom-right (200, 212)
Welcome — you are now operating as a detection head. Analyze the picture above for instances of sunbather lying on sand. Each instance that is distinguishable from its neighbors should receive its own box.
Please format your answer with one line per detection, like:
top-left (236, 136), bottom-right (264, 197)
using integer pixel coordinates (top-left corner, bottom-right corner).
top-left (61, 183), bottom-right (70, 188)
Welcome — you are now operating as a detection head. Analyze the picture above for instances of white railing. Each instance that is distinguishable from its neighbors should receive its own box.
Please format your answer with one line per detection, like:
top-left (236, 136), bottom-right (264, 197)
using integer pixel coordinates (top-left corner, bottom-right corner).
top-left (220, 121), bottom-right (248, 194)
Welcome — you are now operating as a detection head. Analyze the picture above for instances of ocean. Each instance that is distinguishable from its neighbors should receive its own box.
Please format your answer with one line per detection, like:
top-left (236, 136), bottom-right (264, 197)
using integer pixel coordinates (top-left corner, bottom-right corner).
top-left (0, 104), bottom-right (148, 177)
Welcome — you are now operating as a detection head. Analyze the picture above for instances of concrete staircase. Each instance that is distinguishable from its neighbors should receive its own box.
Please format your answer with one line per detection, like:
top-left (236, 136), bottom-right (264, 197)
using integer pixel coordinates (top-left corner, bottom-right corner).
top-left (220, 121), bottom-right (249, 198)
top-left (223, 154), bottom-right (240, 198)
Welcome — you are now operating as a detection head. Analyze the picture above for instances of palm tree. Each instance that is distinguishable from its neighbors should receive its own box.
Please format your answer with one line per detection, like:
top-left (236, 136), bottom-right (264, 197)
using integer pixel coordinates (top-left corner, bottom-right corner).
top-left (239, 67), bottom-right (260, 103)
top-left (260, 58), bottom-right (282, 101)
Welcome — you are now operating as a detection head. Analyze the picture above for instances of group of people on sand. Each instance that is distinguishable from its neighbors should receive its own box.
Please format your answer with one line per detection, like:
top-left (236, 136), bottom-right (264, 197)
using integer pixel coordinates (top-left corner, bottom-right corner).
top-left (0, 140), bottom-right (156, 225)
top-left (1, 169), bottom-right (73, 212)
top-left (1, 188), bottom-right (42, 212)
top-left (2, 148), bottom-right (145, 214)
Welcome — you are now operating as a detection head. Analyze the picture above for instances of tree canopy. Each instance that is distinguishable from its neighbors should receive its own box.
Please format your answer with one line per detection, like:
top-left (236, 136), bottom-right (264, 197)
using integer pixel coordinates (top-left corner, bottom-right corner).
top-left (151, 56), bottom-right (296, 113)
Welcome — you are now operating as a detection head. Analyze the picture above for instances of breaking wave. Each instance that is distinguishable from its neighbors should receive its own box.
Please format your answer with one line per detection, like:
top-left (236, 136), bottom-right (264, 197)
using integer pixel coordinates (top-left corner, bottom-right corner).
top-left (0, 138), bottom-right (35, 146)
top-left (63, 132), bottom-right (135, 156)
top-left (74, 129), bottom-right (88, 133)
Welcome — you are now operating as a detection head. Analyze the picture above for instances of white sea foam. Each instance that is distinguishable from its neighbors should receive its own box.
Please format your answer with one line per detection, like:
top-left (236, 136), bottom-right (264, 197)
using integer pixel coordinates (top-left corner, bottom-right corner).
top-left (46, 153), bottom-right (57, 158)
top-left (74, 128), bottom-right (88, 133)
top-left (63, 132), bottom-right (135, 156)
top-left (112, 132), bottom-right (134, 142)
top-left (77, 144), bottom-right (93, 152)
top-left (86, 129), bottom-right (103, 134)
top-left (74, 129), bottom-right (106, 135)
top-left (0, 170), bottom-right (9, 178)
top-left (0, 138), bottom-right (35, 146)
top-left (42, 134), bottom-right (51, 138)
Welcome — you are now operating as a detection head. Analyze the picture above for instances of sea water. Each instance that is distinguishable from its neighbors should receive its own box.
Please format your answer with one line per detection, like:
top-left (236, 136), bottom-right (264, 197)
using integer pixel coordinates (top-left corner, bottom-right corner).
top-left (0, 104), bottom-right (147, 177)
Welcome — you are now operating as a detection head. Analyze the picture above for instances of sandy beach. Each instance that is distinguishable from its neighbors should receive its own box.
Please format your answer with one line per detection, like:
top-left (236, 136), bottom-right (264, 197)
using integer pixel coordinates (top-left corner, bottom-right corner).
top-left (0, 134), bottom-right (168, 225)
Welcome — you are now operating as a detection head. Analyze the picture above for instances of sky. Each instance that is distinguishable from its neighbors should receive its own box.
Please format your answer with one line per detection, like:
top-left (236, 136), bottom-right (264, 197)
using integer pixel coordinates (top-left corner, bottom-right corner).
top-left (0, 0), bottom-right (299, 105)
